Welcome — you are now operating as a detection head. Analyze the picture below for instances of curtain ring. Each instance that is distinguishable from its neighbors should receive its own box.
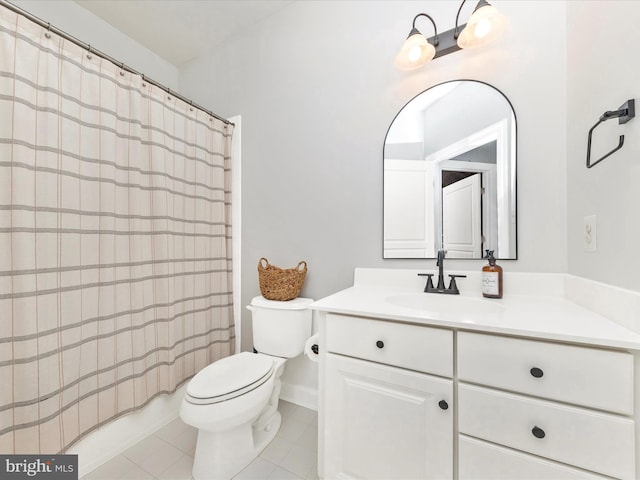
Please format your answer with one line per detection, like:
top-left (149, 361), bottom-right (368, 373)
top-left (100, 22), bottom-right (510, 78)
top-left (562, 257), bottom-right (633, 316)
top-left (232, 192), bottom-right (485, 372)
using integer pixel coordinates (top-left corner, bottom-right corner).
top-left (86, 45), bottom-right (92, 60)
top-left (167, 88), bottom-right (172, 101)
top-left (120, 62), bottom-right (125, 76)
top-left (141, 74), bottom-right (146, 88)
top-left (44, 22), bottom-right (51, 39)
top-left (189, 100), bottom-right (194, 112)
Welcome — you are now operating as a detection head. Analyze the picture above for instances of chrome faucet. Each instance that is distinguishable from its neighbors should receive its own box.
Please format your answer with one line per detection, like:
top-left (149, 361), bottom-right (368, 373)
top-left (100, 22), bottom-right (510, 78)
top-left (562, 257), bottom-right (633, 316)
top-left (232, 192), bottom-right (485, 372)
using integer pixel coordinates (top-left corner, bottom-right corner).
top-left (418, 250), bottom-right (466, 295)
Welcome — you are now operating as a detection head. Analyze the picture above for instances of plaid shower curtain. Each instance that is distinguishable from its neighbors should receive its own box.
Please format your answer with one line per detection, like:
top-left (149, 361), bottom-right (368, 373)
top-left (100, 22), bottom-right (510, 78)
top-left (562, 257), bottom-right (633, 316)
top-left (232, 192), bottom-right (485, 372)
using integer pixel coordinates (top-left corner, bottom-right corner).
top-left (0, 5), bottom-right (235, 454)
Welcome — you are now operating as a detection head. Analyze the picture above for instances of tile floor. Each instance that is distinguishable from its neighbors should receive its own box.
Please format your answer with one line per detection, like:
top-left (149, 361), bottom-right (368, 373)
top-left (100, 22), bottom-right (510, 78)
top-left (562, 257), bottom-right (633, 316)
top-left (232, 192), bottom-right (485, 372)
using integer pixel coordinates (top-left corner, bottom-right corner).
top-left (83, 401), bottom-right (319, 480)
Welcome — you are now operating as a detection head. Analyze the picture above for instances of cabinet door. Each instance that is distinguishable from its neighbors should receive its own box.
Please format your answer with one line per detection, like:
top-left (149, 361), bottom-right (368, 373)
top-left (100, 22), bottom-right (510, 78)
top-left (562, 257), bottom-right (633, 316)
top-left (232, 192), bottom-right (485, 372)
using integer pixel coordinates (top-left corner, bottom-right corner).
top-left (323, 353), bottom-right (453, 479)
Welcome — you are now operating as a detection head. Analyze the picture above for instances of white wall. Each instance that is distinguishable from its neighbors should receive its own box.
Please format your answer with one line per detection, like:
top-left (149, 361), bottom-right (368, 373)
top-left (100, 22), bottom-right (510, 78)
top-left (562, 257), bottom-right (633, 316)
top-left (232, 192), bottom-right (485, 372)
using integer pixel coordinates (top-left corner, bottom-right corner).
top-left (11, 0), bottom-right (179, 90)
top-left (566, 1), bottom-right (640, 293)
top-left (178, 0), bottom-right (568, 352)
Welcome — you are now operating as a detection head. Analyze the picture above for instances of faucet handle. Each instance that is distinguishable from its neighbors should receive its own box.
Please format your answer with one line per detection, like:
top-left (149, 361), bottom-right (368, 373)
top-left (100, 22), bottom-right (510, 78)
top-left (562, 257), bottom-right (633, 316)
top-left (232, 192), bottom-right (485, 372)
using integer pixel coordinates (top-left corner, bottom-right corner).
top-left (447, 274), bottom-right (467, 294)
top-left (418, 273), bottom-right (435, 292)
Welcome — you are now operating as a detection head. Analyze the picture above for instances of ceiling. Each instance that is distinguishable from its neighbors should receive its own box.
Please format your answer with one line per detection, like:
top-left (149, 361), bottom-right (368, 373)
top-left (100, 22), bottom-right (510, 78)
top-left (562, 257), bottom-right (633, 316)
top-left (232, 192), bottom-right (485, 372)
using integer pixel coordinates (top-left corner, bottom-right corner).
top-left (73, 0), bottom-right (295, 66)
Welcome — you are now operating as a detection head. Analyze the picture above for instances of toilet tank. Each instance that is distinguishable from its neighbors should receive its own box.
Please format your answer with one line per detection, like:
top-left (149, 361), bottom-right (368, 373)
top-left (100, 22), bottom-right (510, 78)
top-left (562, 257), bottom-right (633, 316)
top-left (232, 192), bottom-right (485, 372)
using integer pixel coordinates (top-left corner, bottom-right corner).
top-left (248, 296), bottom-right (313, 358)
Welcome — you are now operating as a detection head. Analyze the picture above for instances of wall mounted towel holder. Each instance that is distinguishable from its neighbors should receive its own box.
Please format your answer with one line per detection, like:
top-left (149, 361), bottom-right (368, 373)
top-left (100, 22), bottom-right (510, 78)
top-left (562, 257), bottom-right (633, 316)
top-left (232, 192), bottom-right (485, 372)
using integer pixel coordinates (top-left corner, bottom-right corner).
top-left (586, 99), bottom-right (635, 168)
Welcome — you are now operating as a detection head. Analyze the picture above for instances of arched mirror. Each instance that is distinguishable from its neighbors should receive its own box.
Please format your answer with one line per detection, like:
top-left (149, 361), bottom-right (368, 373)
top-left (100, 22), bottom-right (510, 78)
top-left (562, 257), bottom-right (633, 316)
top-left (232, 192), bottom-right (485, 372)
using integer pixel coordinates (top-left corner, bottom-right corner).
top-left (383, 80), bottom-right (517, 259)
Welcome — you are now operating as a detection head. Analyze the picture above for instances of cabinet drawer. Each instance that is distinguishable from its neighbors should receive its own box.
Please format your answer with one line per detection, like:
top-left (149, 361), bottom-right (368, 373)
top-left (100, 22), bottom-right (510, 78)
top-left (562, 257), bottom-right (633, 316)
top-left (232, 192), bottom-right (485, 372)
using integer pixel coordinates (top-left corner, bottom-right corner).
top-left (458, 332), bottom-right (633, 414)
top-left (325, 314), bottom-right (452, 377)
top-left (459, 435), bottom-right (608, 480)
top-left (458, 384), bottom-right (635, 480)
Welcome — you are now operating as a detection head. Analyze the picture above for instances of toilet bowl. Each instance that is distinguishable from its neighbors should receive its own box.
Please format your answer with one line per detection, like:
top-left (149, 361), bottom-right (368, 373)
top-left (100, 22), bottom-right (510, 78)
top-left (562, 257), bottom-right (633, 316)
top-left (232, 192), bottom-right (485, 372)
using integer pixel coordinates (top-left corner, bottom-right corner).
top-left (180, 352), bottom-right (286, 479)
top-left (180, 296), bottom-right (313, 480)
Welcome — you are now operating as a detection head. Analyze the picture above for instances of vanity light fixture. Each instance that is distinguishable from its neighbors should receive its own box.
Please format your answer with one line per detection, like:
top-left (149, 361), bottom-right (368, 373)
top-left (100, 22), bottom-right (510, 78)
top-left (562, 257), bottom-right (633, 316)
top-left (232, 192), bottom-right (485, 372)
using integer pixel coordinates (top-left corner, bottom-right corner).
top-left (395, 0), bottom-right (508, 70)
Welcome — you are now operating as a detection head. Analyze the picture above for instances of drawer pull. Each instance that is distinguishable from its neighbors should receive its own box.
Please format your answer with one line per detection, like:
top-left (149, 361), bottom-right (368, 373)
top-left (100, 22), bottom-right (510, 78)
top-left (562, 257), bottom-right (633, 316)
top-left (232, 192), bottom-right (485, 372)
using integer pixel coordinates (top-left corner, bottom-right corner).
top-left (438, 400), bottom-right (449, 410)
top-left (531, 426), bottom-right (546, 439)
top-left (530, 367), bottom-right (544, 378)
top-left (376, 340), bottom-right (384, 349)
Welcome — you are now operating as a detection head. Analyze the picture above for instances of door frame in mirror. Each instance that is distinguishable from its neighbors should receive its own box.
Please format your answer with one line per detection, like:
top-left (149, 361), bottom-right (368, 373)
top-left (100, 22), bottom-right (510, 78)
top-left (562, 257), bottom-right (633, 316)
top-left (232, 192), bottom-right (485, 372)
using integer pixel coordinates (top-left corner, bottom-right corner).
top-left (427, 119), bottom-right (515, 258)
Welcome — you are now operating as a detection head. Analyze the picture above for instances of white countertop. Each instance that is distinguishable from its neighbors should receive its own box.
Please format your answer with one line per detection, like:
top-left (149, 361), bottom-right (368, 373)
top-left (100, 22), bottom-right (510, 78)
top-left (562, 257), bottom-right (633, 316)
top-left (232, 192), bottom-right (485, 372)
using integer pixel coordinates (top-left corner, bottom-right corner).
top-left (310, 269), bottom-right (640, 350)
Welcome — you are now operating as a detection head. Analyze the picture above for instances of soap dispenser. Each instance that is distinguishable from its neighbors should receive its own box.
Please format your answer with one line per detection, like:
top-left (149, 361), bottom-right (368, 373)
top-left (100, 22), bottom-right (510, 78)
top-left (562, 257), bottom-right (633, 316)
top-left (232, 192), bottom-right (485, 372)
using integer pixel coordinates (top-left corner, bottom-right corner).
top-left (482, 250), bottom-right (503, 299)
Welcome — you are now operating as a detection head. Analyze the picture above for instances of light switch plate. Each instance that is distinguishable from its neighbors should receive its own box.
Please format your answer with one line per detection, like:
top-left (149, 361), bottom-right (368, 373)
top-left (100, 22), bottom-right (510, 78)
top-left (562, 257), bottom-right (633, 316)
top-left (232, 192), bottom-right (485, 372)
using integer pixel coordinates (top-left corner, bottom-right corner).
top-left (584, 215), bottom-right (597, 252)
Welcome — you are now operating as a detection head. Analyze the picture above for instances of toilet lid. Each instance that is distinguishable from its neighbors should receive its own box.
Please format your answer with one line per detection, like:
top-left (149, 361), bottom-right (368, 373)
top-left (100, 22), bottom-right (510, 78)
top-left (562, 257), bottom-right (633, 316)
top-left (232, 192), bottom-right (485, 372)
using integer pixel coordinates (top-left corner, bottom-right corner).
top-left (186, 352), bottom-right (274, 401)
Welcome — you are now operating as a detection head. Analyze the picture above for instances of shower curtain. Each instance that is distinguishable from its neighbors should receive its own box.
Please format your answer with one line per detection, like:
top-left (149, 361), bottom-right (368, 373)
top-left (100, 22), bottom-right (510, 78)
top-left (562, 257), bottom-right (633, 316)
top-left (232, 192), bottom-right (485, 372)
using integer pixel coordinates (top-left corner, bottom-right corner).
top-left (0, 7), bottom-right (235, 453)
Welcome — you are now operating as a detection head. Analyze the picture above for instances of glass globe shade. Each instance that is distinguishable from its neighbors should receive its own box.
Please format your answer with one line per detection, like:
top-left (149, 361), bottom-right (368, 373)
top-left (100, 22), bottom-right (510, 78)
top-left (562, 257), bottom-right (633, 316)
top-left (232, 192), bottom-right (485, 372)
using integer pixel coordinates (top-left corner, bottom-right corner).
top-left (395, 33), bottom-right (436, 70)
top-left (457, 4), bottom-right (507, 49)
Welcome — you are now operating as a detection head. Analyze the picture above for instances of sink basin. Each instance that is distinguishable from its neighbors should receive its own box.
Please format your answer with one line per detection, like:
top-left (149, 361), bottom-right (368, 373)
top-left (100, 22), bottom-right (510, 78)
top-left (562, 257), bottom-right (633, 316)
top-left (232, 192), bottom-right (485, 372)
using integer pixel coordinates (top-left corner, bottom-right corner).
top-left (385, 293), bottom-right (504, 317)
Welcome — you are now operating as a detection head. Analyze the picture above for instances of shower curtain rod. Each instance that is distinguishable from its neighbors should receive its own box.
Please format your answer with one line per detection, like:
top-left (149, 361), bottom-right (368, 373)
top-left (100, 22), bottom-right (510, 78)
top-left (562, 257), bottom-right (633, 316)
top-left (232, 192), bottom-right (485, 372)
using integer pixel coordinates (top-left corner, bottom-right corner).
top-left (1, 0), bottom-right (234, 126)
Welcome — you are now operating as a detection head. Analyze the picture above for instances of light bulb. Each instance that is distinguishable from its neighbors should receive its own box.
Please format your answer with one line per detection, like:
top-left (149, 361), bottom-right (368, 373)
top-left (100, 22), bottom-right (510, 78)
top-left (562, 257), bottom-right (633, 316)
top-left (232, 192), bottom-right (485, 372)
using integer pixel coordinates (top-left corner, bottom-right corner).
top-left (474, 18), bottom-right (491, 39)
top-left (408, 45), bottom-right (422, 62)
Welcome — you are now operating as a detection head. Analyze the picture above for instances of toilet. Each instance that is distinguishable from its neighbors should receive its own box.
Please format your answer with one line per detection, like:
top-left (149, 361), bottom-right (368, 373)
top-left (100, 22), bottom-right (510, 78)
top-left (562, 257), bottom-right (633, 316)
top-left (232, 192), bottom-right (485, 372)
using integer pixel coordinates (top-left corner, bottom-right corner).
top-left (180, 296), bottom-right (313, 480)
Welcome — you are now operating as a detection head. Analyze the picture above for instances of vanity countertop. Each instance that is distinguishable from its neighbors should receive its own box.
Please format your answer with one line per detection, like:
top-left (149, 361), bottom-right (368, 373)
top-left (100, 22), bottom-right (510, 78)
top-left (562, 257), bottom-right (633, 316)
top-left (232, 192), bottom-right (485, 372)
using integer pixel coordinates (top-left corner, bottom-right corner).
top-left (310, 269), bottom-right (640, 351)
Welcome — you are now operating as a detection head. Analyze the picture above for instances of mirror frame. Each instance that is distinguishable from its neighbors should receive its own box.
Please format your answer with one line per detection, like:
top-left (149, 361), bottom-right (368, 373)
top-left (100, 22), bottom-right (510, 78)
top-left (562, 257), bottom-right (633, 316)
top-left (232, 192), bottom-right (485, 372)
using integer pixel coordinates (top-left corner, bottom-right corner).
top-left (383, 79), bottom-right (518, 260)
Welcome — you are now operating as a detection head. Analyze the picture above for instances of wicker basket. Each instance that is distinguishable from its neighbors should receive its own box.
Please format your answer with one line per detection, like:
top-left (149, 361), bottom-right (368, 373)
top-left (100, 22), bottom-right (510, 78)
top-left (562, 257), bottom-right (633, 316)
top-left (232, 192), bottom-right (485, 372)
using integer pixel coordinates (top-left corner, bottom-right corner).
top-left (258, 257), bottom-right (307, 301)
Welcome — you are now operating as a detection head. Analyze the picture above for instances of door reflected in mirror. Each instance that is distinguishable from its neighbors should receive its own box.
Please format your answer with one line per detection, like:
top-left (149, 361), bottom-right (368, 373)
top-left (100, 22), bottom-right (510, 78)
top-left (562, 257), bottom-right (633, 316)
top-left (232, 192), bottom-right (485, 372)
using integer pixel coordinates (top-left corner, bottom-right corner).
top-left (383, 80), bottom-right (517, 259)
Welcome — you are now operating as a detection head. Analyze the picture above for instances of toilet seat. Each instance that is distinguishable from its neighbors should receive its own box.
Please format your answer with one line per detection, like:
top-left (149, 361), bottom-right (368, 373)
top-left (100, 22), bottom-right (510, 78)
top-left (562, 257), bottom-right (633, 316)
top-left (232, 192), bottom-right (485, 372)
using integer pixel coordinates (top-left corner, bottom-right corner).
top-left (186, 352), bottom-right (274, 405)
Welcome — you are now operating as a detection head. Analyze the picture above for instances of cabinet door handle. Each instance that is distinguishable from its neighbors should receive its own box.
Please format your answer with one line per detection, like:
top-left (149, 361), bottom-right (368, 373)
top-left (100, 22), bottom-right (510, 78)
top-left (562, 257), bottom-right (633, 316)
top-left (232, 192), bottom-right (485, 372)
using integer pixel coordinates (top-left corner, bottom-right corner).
top-left (438, 400), bottom-right (449, 410)
top-left (531, 426), bottom-right (546, 439)
top-left (530, 367), bottom-right (544, 378)
top-left (376, 340), bottom-right (384, 349)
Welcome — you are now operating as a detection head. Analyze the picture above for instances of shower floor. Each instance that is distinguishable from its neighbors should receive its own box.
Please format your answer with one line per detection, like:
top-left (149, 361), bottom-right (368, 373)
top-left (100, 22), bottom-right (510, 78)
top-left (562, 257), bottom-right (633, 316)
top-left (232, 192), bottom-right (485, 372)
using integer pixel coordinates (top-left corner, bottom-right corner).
top-left (81, 401), bottom-right (319, 480)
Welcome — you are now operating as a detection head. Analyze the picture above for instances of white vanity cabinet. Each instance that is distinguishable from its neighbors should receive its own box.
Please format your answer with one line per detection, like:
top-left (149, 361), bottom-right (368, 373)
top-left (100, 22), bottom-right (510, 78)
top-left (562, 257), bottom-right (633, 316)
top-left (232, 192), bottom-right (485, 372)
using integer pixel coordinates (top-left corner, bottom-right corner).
top-left (322, 313), bottom-right (454, 479)
top-left (319, 314), bottom-right (637, 480)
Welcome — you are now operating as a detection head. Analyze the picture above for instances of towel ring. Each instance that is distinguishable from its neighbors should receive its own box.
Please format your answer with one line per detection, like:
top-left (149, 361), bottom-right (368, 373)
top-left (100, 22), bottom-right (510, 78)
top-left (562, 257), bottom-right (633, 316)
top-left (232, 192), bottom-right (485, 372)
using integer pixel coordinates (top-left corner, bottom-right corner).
top-left (586, 99), bottom-right (635, 168)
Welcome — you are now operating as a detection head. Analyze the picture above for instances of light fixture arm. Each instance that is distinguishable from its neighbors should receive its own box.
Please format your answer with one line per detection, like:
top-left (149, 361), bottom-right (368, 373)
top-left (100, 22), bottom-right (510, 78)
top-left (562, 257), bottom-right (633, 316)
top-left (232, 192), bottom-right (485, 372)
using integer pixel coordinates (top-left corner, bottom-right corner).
top-left (453, 0), bottom-right (468, 39)
top-left (454, 0), bottom-right (491, 38)
top-left (411, 13), bottom-right (439, 47)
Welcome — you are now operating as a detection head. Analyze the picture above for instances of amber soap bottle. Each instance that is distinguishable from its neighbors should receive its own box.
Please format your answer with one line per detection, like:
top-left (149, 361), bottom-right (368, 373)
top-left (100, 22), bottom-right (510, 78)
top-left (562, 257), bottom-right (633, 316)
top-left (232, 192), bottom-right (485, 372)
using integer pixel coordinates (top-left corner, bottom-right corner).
top-left (482, 250), bottom-right (503, 299)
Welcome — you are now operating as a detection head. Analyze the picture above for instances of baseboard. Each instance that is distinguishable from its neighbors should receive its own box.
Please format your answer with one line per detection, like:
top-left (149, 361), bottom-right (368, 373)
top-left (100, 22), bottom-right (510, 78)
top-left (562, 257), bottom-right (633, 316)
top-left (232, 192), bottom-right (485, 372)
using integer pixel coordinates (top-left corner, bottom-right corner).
top-left (69, 385), bottom-right (186, 477)
top-left (279, 381), bottom-right (318, 411)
